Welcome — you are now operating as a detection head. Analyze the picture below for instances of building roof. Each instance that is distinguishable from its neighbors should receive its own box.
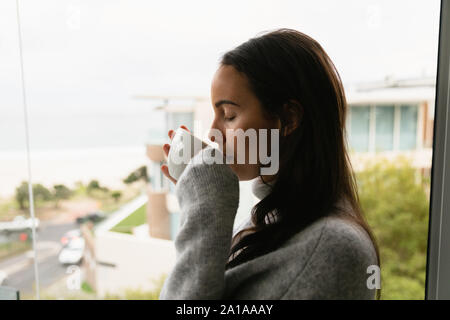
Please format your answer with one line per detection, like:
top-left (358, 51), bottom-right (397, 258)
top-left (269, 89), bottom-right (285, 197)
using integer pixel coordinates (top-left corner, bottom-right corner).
top-left (134, 77), bottom-right (437, 108)
top-left (345, 76), bottom-right (436, 104)
top-left (346, 86), bottom-right (436, 104)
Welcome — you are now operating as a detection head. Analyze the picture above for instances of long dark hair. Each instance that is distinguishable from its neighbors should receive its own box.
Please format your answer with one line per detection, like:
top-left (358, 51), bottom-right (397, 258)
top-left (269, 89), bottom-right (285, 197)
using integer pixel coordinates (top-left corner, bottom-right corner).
top-left (221, 28), bottom-right (381, 299)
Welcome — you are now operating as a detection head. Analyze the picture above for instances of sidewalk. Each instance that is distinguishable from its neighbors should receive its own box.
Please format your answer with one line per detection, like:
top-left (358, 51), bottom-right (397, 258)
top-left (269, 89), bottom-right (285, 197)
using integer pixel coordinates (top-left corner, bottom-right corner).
top-left (0, 241), bottom-right (60, 276)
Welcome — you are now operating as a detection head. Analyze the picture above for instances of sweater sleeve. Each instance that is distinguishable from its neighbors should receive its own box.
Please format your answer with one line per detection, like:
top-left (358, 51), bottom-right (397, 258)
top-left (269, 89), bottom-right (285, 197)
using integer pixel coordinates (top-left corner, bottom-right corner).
top-left (159, 146), bottom-right (240, 300)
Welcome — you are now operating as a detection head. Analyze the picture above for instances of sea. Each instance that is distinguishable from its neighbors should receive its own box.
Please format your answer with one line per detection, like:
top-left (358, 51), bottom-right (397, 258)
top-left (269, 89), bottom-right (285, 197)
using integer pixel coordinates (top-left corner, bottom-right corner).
top-left (0, 110), bottom-right (168, 198)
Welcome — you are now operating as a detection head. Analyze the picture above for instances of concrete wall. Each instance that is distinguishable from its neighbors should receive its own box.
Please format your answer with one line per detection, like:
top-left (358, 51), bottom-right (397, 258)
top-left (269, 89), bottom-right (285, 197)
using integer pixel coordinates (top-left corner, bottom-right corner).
top-left (94, 230), bottom-right (175, 298)
top-left (147, 191), bottom-right (171, 240)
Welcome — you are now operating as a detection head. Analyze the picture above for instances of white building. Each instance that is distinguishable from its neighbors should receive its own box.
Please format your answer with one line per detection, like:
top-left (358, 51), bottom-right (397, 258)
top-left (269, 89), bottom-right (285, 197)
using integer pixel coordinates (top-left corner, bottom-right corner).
top-left (345, 76), bottom-right (435, 174)
top-left (80, 194), bottom-right (176, 298)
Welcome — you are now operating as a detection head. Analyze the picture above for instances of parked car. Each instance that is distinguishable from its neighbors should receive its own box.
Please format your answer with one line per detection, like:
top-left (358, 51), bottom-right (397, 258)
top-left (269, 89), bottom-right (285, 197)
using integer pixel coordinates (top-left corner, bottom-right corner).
top-left (58, 238), bottom-right (85, 265)
top-left (0, 270), bottom-right (8, 285)
top-left (60, 229), bottom-right (81, 247)
top-left (0, 215), bottom-right (40, 233)
top-left (76, 211), bottom-right (106, 225)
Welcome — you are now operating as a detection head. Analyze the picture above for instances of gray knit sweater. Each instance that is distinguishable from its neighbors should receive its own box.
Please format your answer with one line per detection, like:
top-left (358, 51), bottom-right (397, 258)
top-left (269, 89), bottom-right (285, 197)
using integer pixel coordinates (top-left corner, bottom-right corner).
top-left (159, 146), bottom-right (378, 300)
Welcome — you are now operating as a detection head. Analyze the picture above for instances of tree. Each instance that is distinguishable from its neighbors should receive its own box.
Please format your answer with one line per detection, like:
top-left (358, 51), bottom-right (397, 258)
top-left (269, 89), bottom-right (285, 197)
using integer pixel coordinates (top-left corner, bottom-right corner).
top-left (15, 181), bottom-right (29, 210)
top-left (87, 180), bottom-right (100, 192)
top-left (53, 184), bottom-right (72, 208)
top-left (15, 181), bottom-right (53, 210)
top-left (111, 191), bottom-right (122, 203)
top-left (33, 184), bottom-right (52, 202)
top-left (86, 179), bottom-right (109, 196)
top-left (123, 166), bottom-right (148, 184)
top-left (356, 157), bottom-right (429, 300)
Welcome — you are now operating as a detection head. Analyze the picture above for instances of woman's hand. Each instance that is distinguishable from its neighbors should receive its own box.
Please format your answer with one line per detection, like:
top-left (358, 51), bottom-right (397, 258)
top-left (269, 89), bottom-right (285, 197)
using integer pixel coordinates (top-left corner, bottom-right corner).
top-left (161, 125), bottom-right (191, 185)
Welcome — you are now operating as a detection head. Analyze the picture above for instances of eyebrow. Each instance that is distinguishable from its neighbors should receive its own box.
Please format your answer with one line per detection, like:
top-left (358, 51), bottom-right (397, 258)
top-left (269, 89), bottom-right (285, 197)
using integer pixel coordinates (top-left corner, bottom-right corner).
top-left (214, 100), bottom-right (240, 108)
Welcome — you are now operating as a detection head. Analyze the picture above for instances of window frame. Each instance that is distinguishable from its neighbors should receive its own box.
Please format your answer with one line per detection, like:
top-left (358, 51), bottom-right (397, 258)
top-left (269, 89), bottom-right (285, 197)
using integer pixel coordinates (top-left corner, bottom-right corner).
top-left (425, 0), bottom-right (450, 300)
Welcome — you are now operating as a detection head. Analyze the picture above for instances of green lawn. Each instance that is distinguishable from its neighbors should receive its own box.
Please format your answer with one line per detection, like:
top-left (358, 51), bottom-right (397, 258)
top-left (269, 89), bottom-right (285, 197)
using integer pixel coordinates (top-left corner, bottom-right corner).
top-left (109, 203), bottom-right (147, 234)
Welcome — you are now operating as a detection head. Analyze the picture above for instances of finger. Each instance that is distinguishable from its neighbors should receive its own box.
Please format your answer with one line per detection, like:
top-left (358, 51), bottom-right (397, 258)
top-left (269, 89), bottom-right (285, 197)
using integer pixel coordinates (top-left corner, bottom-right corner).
top-left (168, 130), bottom-right (174, 140)
top-left (180, 125), bottom-right (190, 133)
top-left (163, 144), bottom-right (170, 158)
top-left (161, 165), bottom-right (177, 184)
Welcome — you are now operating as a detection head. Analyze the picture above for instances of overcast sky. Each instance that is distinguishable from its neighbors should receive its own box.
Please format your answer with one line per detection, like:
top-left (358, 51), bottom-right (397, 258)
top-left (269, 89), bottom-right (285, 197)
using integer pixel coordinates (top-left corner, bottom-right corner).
top-left (0, 0), bottom-right (441, 121)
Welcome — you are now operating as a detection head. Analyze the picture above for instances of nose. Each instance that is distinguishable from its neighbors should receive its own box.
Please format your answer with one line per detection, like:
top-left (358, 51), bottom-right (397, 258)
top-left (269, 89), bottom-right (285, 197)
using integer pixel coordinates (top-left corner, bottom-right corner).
top-left (207, 127), bottom-right (219, 142)
top-left (208, 121), bottom-right (225, 146)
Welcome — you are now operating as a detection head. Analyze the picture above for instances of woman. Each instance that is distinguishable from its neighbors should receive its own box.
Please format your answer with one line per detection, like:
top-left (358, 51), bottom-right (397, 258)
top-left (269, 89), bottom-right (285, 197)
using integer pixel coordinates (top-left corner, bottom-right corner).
top-left (159, 28), bottom-right (381, 299)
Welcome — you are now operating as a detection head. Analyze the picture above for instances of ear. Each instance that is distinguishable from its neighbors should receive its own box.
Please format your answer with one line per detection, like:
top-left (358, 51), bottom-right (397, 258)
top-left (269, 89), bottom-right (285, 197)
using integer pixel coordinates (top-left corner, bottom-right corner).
top-left (281, 99), bottom-right (303, 136)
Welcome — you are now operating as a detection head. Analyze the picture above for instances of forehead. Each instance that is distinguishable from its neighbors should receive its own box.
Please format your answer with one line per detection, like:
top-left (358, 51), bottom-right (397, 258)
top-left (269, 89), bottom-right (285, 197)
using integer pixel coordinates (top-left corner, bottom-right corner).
top-left (211, 65), bottom-right (251, 99)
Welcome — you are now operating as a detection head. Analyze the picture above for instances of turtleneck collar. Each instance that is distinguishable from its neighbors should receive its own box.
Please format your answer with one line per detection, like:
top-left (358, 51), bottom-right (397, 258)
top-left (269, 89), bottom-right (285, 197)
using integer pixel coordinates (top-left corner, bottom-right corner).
top-left (251, 175), bottom-right (276, 200)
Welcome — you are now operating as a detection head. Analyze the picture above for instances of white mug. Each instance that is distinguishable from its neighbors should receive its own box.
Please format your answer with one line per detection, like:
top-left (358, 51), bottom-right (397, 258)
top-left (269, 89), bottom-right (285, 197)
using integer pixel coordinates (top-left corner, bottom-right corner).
top-left (167, 127), bottom-right (210, 181)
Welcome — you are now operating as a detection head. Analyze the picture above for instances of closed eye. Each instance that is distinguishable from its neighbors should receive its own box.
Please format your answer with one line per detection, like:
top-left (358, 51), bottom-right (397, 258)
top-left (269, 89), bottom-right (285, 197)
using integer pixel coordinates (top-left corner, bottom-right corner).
top-left (224, 116), bottom-right (236, 122)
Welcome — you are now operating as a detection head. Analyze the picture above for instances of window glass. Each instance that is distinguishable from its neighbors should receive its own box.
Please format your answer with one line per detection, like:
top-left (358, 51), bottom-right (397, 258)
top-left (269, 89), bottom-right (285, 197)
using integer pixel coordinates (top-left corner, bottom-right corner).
top-left (168, 112), bottom-right (194, 132)
top-left (1, 0), bottom-right (439, 301)
top-left (375, 105), bottom-right (395, 151)
top-left (399, 105), bottom-right (418, 150)
top-left (350, 105), bottom-right (370, 152)
top-left (170, 212), bottom-right (180, 240)
top-left (149, 161), bottom-right (164, 191)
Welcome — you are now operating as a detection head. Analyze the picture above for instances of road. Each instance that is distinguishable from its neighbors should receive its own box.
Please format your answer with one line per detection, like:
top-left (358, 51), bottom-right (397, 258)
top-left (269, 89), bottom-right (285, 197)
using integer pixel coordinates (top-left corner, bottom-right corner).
top-left (0, 221), bottom-right (79, 297)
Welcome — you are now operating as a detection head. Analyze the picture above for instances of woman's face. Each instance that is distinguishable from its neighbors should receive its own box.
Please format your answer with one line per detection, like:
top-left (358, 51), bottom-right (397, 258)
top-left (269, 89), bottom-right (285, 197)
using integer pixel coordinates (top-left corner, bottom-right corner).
top-left (210, 64), bottom-right (280, 181)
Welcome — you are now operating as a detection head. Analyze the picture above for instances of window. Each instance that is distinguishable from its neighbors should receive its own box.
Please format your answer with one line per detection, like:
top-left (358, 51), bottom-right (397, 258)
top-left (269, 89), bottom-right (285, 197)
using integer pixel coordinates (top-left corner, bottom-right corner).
top-left (349, 105), bottom-right (370, 152)
top-left (168, 112), bottom-right (194, 133)
top-left (348, 104), bottom-right (420, 152)
top-left (375, 105), bottom-right (395, 151)
top-left (3, 0), bottom-right (441, 301)
top-left (399, 104), bottom-right (418, 150)
top-left (149, 160), bottom-right (166, 191)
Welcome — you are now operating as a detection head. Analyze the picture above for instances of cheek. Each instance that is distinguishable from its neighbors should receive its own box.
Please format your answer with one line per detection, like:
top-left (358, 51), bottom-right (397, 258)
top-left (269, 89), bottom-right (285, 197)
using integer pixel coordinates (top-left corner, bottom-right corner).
top-left (222, 110), bottom-right (275, 160)
top-left (223, 129), bottom-right (259, 165)
top-left (221, 123), bottom-right (270, 180)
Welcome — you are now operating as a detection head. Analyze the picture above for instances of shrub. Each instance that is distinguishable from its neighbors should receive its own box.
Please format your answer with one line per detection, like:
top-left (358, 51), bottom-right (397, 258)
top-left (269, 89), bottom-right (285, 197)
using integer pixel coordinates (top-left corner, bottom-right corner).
top-left (104, 274), bottom-right (167, 300)
top-left (15, 181), bottom-right (53, 210)
top-left (86, 180), bottom-right (109, 195)
top-left (111, 191), bottom-right (122, 203)
top-left (123, 166), bottom-right (148, 185)
top-left (53, 184), bottom-right (73, 208)
top-left (356, 157), bottom-right (429, 300)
